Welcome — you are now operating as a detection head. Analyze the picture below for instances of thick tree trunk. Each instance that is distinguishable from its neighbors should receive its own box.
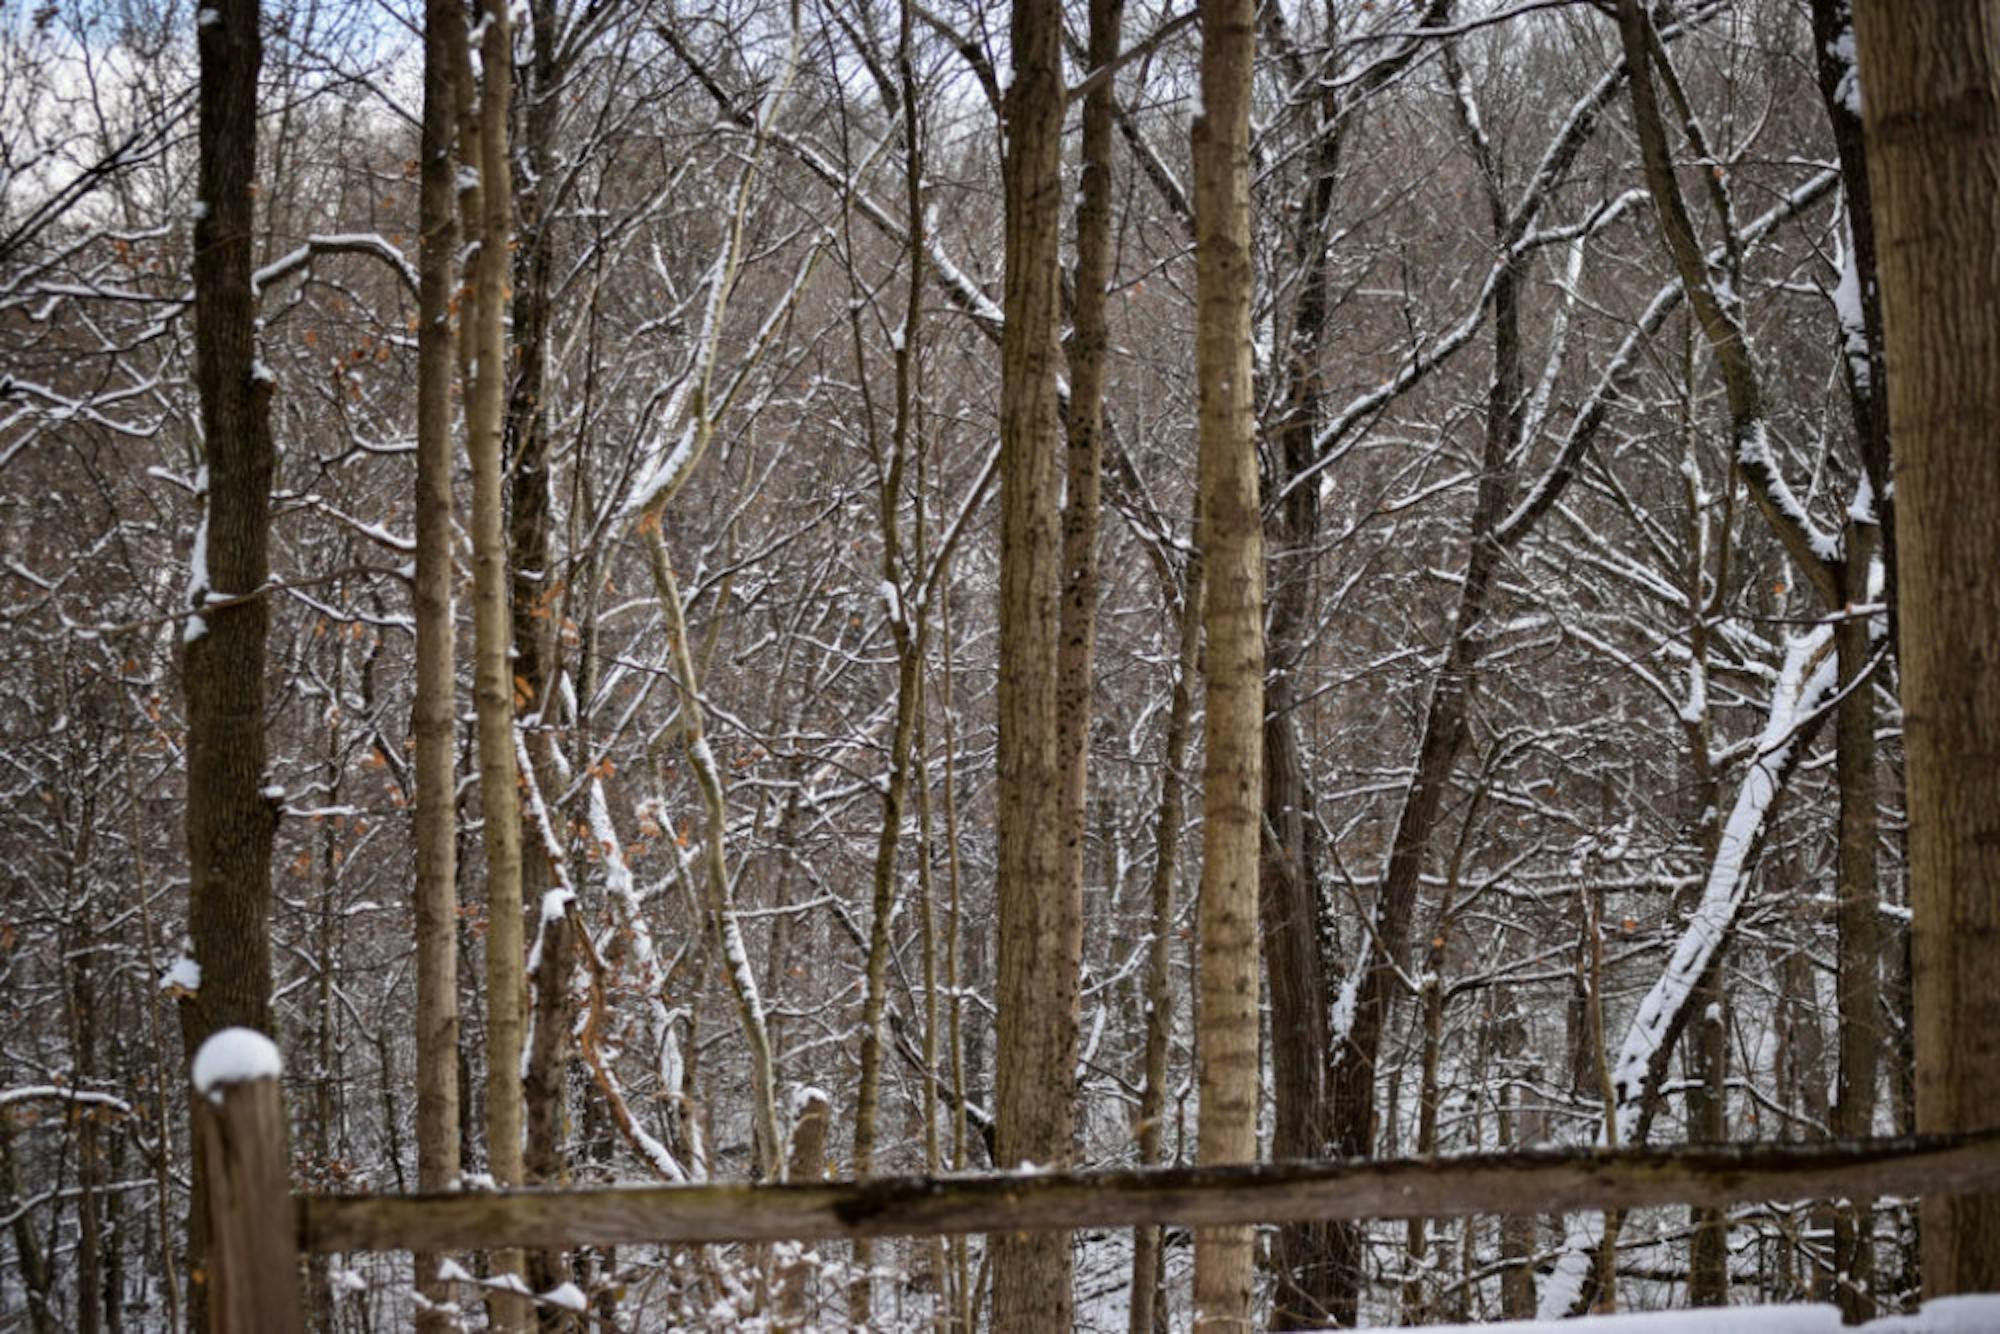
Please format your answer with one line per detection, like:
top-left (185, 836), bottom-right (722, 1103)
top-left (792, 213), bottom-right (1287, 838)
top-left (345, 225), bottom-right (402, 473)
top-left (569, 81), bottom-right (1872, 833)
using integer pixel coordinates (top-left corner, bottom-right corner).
top-left (991, 0), bottom-right (1077, 1324)
top-left (1191, 0), bottom-right (1262, 1325)
top-left (180, 1), bottom-right (278, 1324)
top-left (413, 4), bottom-right (463, 1327)
top-left (1852, 0), bottom-right (2000, 1297)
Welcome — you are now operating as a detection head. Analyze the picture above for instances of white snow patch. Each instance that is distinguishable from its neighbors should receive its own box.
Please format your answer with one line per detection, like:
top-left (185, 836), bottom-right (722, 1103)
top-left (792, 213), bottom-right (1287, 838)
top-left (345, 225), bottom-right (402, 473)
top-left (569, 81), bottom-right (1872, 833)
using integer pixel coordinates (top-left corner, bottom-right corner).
top-left (184, 466), bottom-right (211, 644)
top-left (540, 1282), bottom-right (588, 1313)
top-left (1427, 1295), bottom-right (2000, 1334)
top-left (790, 1084), bottom-right (830, 1119)
top-left (160, 955), bottom-right (202, 993)
top-left (191, 1027), bottom-right (282, 1101)
top-left (1828, 28), bottom-right (1862, 116)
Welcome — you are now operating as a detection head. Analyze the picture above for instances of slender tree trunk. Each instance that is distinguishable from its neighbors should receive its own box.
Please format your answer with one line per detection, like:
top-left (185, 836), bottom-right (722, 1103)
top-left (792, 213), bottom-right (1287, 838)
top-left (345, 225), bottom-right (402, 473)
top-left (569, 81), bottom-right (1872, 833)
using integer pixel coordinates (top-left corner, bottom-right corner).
top-left (1130, 552), bottom-right (1199, 1334)
top-left (180, 1), bottom-right (278, 1324)
top-left (1812, 0), bottom-right (1897, 646)
top-left (510, 8), bottom-right (574, 1316)
top-left (1674, 374), bottom-right (1731, 1310)
top-left (1685, 961), bottom-right (1730, 1305)
top-left (1259, 19), bottom-right (1338, 1322)
top-left (70, 956), bottom-right (102, 1334)
top-left (935, 571), bottom-right (975, 1333)
top-left (1853, 0), bottom-right (2000, 1297)
top-left (1831, 581), bottom-right (1882, 1321)
top-left (1813, 10), bottom-right (1890, 1319)
top-left (1323, 174), bottom-right (1519, 1334)
top-left (991, 0), bottom-right (1076, 1323)
top-left (1056, 0), bottom-right (1118, 1038)
top-left (1496, 1020), bottom-right (1536, 1319)
top-left (848, 168), bottom-right (927, 1316)
top-left (1191, 0), bottom-right (1262, 1324)
top-left (455, 0), bottom-right (528, 1318)
top-left (1401, 972), bottom-right (1444, 1324)
top-left (413, 4), bottom-right (463, 1326)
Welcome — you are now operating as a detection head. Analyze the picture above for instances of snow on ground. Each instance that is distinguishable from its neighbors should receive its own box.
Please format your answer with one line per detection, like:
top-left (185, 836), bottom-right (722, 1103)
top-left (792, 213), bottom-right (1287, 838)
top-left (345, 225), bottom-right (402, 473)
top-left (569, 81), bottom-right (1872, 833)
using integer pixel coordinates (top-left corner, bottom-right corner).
top-left (1379, 1295), bottom-right (2000, 1334)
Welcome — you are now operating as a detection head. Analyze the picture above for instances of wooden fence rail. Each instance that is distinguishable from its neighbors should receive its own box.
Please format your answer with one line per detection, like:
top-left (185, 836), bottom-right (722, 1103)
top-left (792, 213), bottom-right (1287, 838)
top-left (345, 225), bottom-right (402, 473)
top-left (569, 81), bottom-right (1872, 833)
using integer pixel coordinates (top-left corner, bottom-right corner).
top-left (193, 1033), bottom-right (2000, 1323)
top-left (300, 1130), bottom-right (2000, 1254)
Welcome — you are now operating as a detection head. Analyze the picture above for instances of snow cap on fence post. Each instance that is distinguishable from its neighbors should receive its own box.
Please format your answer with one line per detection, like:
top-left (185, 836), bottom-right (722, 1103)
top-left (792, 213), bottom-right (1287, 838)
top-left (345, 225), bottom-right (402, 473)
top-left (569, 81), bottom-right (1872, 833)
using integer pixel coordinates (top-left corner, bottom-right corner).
top-left (192, 1026), bottom-right (284, 1103)
top-left (192, 1026), bottom-right (304, 1333)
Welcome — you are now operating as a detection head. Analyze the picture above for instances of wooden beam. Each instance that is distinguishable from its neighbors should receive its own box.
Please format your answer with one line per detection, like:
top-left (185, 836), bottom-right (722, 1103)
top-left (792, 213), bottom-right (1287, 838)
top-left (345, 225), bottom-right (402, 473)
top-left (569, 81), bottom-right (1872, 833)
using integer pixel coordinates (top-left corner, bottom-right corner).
top-left (301, 1131), bottom-right (2000, 1255)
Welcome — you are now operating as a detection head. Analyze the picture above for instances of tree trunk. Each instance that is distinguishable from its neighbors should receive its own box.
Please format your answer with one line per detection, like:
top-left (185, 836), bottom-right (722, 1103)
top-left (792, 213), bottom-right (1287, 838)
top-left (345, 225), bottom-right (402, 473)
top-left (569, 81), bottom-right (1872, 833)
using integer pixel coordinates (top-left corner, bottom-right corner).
top-left (1056, 0), bottom-right (1118, 1033)
top-left (413, 4), bottom-right (463, 1327)
top-left (180, 1), bottom-right (279, 1323)
top-left (1130, 552), bottom-right (1199, 1334)
top-left (1191, 0), bottom-right (1262, 1324)
top-left (455, 0), bottom-right (528, 1318)
top-left (1853, 0), bottom-right (2000, 1297)
top-left (848, 173), bottom-right (927, 1319)
top-left (1831, 589), bottom-right (1882, 1321)
top-left (1812, 0), bottom-right (1898, 647)
top-left (991, 0), bottom-right (1077, 1324)
top-left (1259, 16), bottom-right (1338, 1323)
top-left (510, 8), bottom-right (574, 1317)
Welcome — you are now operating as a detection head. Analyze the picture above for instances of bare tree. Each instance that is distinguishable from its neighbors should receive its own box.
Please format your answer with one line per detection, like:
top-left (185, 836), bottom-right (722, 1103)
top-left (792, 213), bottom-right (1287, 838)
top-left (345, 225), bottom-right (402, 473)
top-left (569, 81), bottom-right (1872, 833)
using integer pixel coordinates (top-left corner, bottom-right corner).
top-left (992, 0), bottom-right (1077, 1324)
top-left (411, 1), bottom-right (463, 1325)
top-left (1191, 0), bottom-right (1261, 1325)
top-left (179, 0), bottom-right (278, 1322)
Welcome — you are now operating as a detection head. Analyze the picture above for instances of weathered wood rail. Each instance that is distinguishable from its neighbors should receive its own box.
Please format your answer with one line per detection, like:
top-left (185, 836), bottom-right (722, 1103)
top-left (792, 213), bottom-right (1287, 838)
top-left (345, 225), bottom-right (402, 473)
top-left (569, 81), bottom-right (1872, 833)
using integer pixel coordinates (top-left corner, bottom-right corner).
top-left (299, 1130), bottom-right (2000, 1254)
top-left (194, 1030), bottom-right (2000, 1323)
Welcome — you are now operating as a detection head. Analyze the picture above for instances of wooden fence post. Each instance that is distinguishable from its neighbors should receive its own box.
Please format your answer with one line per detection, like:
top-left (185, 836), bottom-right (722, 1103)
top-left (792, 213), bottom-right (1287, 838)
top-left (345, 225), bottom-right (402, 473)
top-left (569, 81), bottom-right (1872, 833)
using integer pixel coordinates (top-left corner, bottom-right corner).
top-left (772, 1089), bottom-right (830, 1329)
top-left (192, 1028), bottom-right (305, 1333)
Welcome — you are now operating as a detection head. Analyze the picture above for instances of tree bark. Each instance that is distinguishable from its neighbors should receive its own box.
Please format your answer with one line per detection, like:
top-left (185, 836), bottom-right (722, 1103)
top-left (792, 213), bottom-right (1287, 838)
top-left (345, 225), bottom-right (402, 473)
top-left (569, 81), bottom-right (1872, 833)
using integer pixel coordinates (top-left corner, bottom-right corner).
top-left (1056, 0), bottom-right (1119, 997)
top-left (1812, 0), bottom-right (1898, 648)
top-left (455, 0), bottom-right (528, 1318)
top-left (1853, 0), bottom-right (2000, 1298)
top-left (1259, 12), bottom-right (1338, 1325)
top-left (413, 4), bottom-right (463, 1326)
top-left (1130, 552), bottom-right (1199, 1334)
top-left (1831, 588), bottom-right (1882, 1321)
top-left (180, 0), bottom-right (279, 1323)
top-left (1191, 0), bottom-right (1262, 1325)
top-left (991, 0), bottom-right (1077, 1324)
top-left (509, 8), bottom-right (574, 1318)
top-left (848, 76), bottom-right (929, 1316)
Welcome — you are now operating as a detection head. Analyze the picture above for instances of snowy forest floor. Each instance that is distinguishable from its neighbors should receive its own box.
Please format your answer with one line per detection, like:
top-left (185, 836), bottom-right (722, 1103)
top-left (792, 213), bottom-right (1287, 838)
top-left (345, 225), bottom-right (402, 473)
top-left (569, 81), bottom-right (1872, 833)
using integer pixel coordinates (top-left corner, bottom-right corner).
top-left (1371, 1296), bottom-right (2000, 1334)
